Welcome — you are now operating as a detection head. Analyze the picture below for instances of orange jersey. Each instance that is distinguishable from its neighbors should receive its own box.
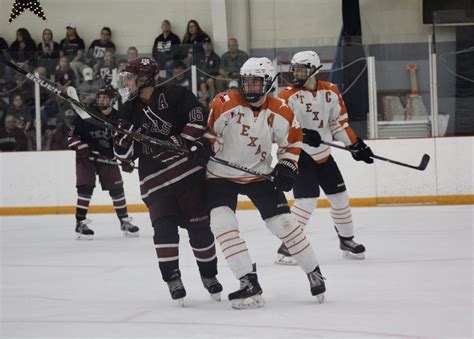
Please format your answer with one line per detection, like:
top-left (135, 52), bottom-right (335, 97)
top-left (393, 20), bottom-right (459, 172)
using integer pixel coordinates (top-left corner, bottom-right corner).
top-left (207, 91), bottom-right (302, 183)
top-left (278, 81), bottom-right (357, 162)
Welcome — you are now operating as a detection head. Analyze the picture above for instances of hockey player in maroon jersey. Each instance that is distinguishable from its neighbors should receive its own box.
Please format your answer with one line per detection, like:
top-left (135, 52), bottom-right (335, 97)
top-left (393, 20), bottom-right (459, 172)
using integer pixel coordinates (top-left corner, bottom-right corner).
top-left (113, 57), bottom-right (222, 304)
top-left (68, 85), bottom-right (140, 240)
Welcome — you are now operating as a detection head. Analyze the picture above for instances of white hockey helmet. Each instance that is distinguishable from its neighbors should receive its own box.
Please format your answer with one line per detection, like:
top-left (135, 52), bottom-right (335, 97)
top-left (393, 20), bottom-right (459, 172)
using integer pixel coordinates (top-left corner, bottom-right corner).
top-left (290, 51), bottom-right (322, 87)
top-left (240, 57), bottom-right (277, 103)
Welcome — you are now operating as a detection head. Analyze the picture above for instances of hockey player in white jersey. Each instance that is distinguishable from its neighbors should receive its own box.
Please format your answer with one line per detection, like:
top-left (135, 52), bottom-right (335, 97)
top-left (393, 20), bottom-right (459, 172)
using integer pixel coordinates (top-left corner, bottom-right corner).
top-left (190, 57), bottom-right (326, 308)
top-left (277, 51), bottom-right (373, 263)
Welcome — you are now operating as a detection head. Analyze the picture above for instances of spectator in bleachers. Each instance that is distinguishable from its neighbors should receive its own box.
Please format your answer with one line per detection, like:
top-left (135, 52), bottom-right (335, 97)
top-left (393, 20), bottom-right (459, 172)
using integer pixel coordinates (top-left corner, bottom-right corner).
top-left (6, 94), bottom-right (32, 133)
top-left (0, 98), bottom-right (9, 128)
top-left (5, 28), bottom-right (37, 86)
top-left (0, 115), bottom-right (28, 152)
top-left (227, 79), bottom-right (239, 92)
top-left (0, 37), bottom-right (10, 80)
top-left (51, 109), bottom-right (75, 150)
top-left (95, 50), bottom-right (115, 85)
top-left (55, 56), bottom-right (75, 92)
top-left (216, 38), bottom-right (249, 92)
top-left (37, 29), bottom-right (60, 77)
top-left (7, 74), bottom-right (34, 107)
top-left (182, 19), bottom-right (210, 66)
top-left (127, 46), bottom-right (139, 61)
top-left (195, 37), bottom-right (220, 105)
top-left (86, 27), bottom-right (116, 70)
top-left (152, 20), bottom-right (181, 74)
top-left (60, 24), bottom-right (85, 85)
top-left (77, 67), bottom-right (101, 107)
top-left (169, 60), bottom-right (191, 91)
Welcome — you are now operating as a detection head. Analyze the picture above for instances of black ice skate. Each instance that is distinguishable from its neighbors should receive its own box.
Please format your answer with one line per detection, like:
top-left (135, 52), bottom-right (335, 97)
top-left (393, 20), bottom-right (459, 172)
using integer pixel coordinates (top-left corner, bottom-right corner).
top-left (338, 235), bottom-right (366, 260)
top-left (275, 243), bottom-right (297, 266)
top-left (120, 217), bottom-right (139, 237)
top-left (307, 266), bottom-right (326, 303)
top-left (166, 270), bottom-right (186, 306)
top-left (75, 219), bottom-right (94, 240)
top-left (228, 266), bottom-right (264, 309)
top-left (201, 275), bottom-right (223, 301)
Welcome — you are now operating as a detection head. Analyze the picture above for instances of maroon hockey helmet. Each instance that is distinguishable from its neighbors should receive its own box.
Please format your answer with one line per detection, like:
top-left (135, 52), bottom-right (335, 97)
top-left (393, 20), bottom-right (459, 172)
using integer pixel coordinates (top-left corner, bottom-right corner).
top-left (118, 57), bottom-right (159, 101)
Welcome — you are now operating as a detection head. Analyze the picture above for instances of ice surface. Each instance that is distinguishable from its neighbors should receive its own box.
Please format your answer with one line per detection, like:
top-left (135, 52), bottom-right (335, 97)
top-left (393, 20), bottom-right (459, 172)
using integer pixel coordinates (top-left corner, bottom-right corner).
top-left (1, 205), bottom-right (472, 338)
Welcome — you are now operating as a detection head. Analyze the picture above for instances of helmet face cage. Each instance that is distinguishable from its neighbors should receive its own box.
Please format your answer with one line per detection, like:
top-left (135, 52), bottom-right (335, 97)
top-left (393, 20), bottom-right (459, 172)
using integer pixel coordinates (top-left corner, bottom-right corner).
top-left (118, 57), bottom-right (158, 102)
top-left (97, 86), bottom-right (117, 110)
top-left (290, 63), bottom-right (317, 87)
top-left (117, 72), bottom-right (139, 102)
top-left (239, 58), bottom-right (276, 103)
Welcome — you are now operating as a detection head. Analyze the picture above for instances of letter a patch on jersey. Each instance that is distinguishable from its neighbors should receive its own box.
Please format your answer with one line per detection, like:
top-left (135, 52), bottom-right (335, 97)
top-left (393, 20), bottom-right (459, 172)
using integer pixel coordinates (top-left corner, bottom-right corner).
top-left (219, 93), bottom-right (231, 103)
top-left (158, 93), bottom-right (169, 110)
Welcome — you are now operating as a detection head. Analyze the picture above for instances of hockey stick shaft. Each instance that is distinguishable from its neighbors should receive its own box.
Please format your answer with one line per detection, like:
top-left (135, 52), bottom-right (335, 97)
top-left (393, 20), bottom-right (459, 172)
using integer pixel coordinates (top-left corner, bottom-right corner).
top-left (0, 59), bottom-right (274, 181)
top-left (89, 157), bottom-right (139, 169)
top-left (321, 140), bottom-right (430, 171)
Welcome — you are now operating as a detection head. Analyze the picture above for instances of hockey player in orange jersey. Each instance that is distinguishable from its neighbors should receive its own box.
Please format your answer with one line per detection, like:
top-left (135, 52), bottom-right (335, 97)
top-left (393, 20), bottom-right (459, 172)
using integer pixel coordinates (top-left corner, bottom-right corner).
top-left (190, 57), bottom-right (326, 309)
top-left (276, 51), bottom-right (374, 264)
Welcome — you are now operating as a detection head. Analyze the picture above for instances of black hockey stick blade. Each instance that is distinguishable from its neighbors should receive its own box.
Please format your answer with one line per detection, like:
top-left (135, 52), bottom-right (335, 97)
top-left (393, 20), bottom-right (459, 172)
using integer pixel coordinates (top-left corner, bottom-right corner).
top-left (417, 154), bottom-right (430, 171)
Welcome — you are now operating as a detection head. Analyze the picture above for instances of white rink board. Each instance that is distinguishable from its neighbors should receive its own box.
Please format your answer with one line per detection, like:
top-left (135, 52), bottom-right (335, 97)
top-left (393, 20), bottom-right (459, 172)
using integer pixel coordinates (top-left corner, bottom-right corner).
top-left (0, 137), bottom-right (473, 208)
top-left (1, 205), bottom-right (473, 338)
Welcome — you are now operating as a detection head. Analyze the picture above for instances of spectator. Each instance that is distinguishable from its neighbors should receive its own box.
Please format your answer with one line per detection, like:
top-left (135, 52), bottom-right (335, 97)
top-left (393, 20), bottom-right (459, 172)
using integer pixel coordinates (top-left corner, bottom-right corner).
top-left (59, 24), bottom-right (85, 85)
top-left (5, 28), bottom-right (37, 85)
top-left (195, 37), bottom-right (220, 105)
top-left (77, 67), bottom-right (101, 106)
top-left (0, 115), bottom-right (28, 152)
top-left (126, 46), bottom-right (138, 61)
top-left (95, 50), bottom-right (115, 85)
top-left (6, 94), bottom-right (32, 133)
top-left (37, 28), bottom-right (60, 77)
top-left (216, 38), bottom-right (249, 92)
top-left (0, 98), bottom-right (9, 128)
top-left (7, 74), bottom-right (35, 108)
top-left (0, 37), bottom-right (10, 79)
top-left (86, 27), bottom-right (116, 69)
top-left (152, 20), bottom-right (181, 74)
top-left (182, 20), bottom-right (210, 66)
top-left (55, 56), bottom-right (75, 92)
top-left (51, 109), bottom-right (75, 150)
top-left (169, 60), bottom-right (191, 91)
top-left (227, 80), bottom-right (239, 92)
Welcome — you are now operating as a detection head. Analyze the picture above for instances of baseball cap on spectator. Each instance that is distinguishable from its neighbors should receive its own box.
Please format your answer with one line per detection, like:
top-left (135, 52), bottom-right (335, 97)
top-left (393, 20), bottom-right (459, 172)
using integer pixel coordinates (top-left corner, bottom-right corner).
top-left (228, 80), bottom-right (239, 89)
top-left (202, 36), bottom-right (211, 44)
top-left (65, 109), bottom-right (75, 117)
top-left (82, 67), bottom-right (94, 81)
top-left (66, 23), bottom-right (76, 29)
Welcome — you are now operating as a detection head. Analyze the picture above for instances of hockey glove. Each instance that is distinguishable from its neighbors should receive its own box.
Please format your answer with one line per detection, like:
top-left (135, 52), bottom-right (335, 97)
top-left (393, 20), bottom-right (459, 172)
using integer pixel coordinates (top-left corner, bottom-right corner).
top-left (112, 119), bottom-right (135, 148)
top-left (348, 138), bottom-right (374, 164)
top-left (302, 128), bottom-right (322, 148)
top-left (188, 137), bottom-right (214, 167)
top-left (271, 160), bottom-right (298, 192)
top-left (121, 161), bottom-right (135, 173)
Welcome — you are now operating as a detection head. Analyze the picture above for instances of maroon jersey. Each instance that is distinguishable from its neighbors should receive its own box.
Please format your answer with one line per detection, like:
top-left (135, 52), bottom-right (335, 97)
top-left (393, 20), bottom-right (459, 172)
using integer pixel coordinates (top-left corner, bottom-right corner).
top-left (114, 85), bottom-right (208, 205)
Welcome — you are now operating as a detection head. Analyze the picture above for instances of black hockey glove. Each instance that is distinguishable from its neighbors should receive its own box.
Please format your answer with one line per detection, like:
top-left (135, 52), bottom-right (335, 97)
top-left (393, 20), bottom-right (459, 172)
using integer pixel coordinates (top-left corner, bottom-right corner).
top-left (302, 128), bottom-right (322, 148)
top-left (348, 138), bottom-right (374, 164)
top-left (271, 160), bottom-right (298, 192)
top-left (188, 137), bottom-right (214, 167)
top-left (121, 161), bottom-right (135, 173)
top-left (112, 119), bottom-right (135, 149)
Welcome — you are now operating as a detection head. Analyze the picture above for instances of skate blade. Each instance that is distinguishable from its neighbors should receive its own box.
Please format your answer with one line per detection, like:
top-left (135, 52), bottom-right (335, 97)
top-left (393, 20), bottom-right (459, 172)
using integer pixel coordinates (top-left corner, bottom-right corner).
top-left (210, 292), bottom-right (221, 301)
top-left (342, 251), bottom-right (365, 260)
top-left (175, 298), bottom-right (185, 307)
top-left (275, 254), bottom-right (297, 266)
top-left (231, 294), bottom-right (265, 309)
top-left (315, 293), bottom-right (325, 304)
top-left (123, 231), bottom-right (139, 238)
top-left (76, 233), bottom-right (93, 240)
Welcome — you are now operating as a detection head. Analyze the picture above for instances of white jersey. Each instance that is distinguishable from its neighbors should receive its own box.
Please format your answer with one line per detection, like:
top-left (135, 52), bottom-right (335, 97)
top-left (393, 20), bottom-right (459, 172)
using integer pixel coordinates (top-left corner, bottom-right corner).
top-left (206, 91), bottom-right (302, 183)
top-left (278, 81), bottom-right (357, 163)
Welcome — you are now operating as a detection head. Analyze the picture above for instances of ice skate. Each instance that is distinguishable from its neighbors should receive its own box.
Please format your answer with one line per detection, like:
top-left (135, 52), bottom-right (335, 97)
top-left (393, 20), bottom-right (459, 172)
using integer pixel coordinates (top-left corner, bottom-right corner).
top-left (120, 217), bottom-right (140, 237)
top-left (75, 219), bottom-right (94, 240)
top-left (339, 235), bottom-right (365, 260)
top-left (201, 275), bottom-right (223, 301)
top-left (166, 272), bottom-right (186, 306)
top-left (275, 243), bottom-right (297, 266)
top-left (228, 270), bottom-right (265, 309)
top-left (307, 266), bottom-right (326, 303)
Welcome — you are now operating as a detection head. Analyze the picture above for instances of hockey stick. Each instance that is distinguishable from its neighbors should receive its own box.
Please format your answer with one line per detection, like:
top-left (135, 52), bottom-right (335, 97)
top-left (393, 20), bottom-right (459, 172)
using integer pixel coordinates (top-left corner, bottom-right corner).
top-left (321, 140), bottom-right (430, 171)
top-left (88, 156), bottom-right (139, 169)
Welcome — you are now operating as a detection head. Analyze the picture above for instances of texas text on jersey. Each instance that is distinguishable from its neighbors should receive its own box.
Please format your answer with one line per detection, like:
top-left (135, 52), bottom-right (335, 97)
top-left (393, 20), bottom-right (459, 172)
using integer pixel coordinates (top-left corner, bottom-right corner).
top-left (207, 91), bottom-right (302, 183)
top-left (278, 80), bottom-right (357, 163)
top-left (114, 84), bottom-right (208, 204)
